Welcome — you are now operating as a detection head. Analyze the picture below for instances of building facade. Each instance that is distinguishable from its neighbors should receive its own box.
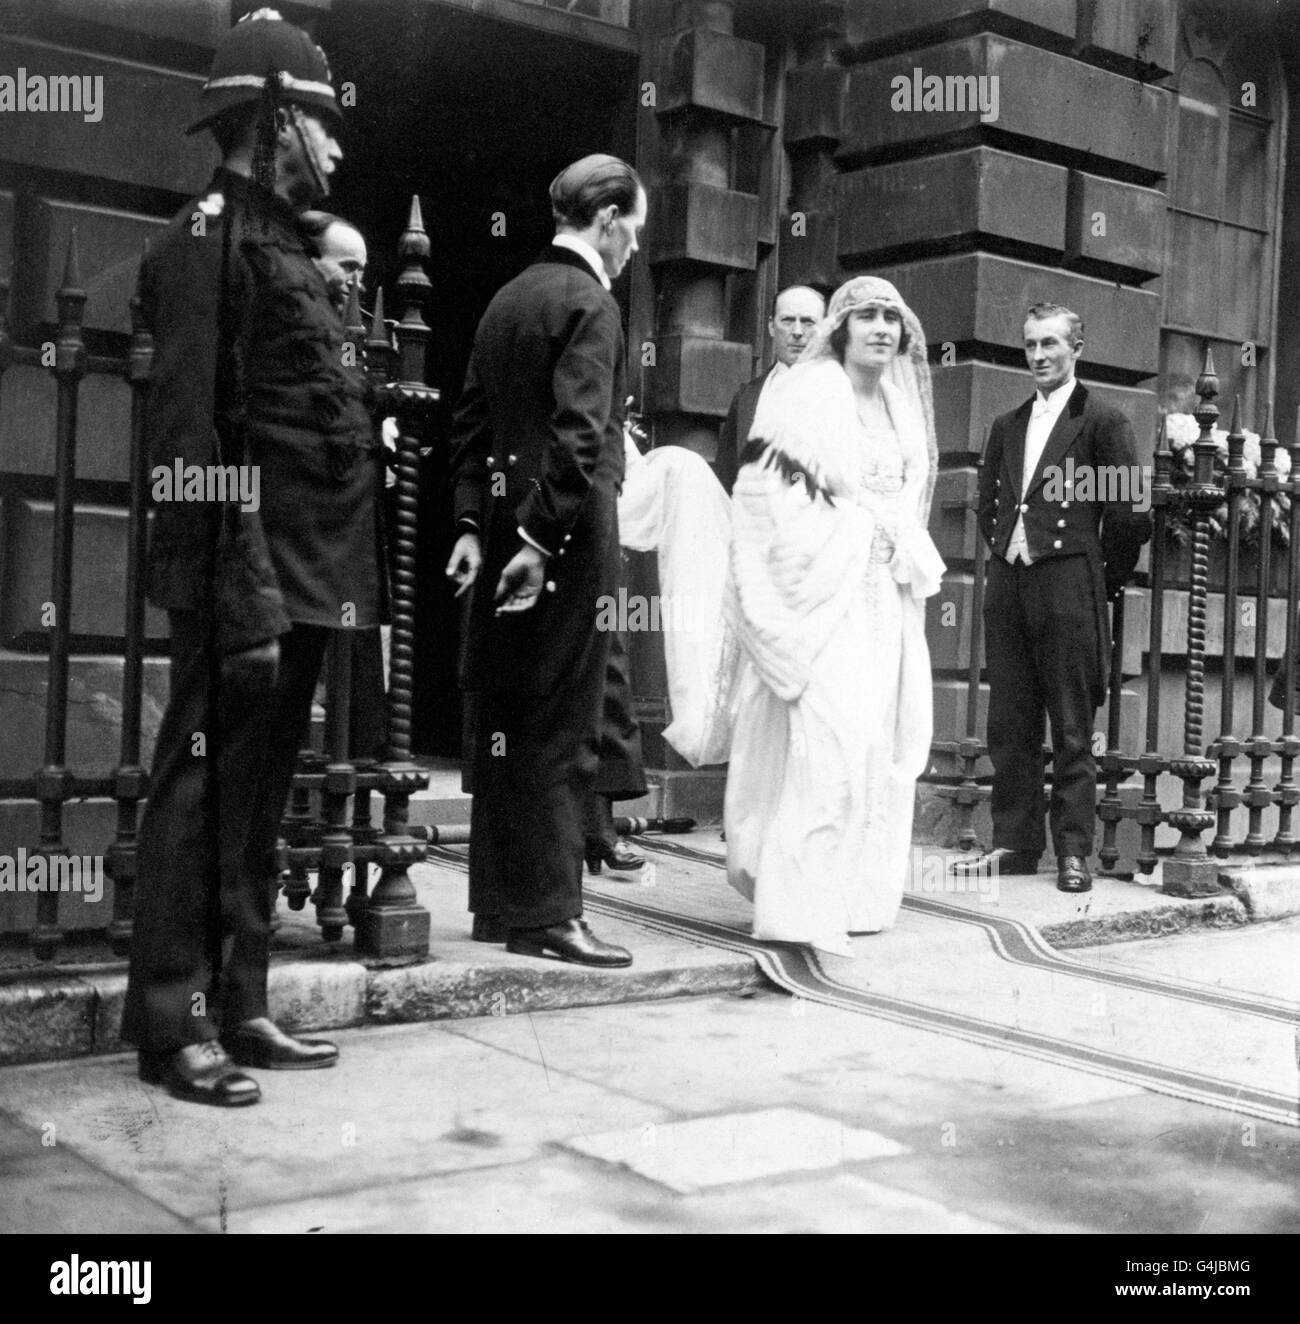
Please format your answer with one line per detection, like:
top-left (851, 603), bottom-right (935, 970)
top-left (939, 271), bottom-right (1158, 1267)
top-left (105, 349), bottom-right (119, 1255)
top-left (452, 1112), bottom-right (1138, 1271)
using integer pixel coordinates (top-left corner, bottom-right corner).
top-left (1, 0), bottom-right (1297, 936)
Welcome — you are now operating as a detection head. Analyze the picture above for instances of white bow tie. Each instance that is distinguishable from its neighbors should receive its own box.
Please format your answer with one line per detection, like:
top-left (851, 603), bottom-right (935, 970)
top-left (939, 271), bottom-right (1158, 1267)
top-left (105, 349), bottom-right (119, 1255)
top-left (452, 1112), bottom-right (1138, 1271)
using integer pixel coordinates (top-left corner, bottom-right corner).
top-left (1032, 400), bottom-right (1053, 419)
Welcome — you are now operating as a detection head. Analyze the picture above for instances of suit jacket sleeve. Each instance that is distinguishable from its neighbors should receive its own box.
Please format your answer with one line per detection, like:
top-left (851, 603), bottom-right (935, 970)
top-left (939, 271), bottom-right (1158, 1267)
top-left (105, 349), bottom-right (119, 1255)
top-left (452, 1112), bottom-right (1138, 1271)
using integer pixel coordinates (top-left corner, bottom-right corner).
top-left (514, 295), bottom-right (622, 553)
top-left (714, 388), bottom-right (742, 495)
top-left (448, 348), bottom-right (491, 534)
top-left (977, 421), bottom-right (1003, 549)
top-left (142, 221), bottom-right (290, 654)
top-left (1095, 408), bottom-right (1152, 586)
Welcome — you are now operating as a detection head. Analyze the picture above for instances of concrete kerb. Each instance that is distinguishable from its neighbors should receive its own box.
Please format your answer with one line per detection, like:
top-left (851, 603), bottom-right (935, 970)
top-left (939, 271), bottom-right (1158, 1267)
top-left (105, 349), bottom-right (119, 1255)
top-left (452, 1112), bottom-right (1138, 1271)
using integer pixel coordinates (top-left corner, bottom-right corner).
top-left (0, 949), bottom-right (761, 1069)
top-left (1217, 861), bottom-right (1300, 922)
top-left (4, 861), bottom-right (1300, 1069)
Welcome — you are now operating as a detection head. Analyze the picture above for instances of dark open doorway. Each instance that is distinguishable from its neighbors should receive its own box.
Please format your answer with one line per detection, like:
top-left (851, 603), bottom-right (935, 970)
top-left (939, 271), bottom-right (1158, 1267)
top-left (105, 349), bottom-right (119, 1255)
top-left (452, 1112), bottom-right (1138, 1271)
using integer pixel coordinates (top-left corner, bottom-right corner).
top-left (320, 0), bottom-right (638, 756)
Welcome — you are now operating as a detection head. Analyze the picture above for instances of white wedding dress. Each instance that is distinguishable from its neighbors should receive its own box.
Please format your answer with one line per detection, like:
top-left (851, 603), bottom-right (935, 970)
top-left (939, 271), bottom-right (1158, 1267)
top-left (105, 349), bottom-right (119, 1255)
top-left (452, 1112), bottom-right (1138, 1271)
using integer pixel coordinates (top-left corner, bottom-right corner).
top-left (722, 359), bottom-right (944, 957)
top-left (616, 275), bottom-right (944, 957)
top-left (617, 437), bottom-right (738, 767)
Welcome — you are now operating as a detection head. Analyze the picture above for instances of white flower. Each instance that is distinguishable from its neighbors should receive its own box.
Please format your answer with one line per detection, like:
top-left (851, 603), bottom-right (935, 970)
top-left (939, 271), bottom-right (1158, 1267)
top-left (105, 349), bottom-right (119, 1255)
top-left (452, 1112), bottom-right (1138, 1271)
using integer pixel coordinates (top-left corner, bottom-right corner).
top-left (1165, 413), bottom-right (1199, 448)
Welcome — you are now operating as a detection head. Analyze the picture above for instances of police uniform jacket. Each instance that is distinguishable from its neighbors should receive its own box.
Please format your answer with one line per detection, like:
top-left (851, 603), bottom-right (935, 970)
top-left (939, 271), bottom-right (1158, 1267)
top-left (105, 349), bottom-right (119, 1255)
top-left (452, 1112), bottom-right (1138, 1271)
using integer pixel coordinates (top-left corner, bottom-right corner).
top-left (140, 167), bottom-right (384, 653)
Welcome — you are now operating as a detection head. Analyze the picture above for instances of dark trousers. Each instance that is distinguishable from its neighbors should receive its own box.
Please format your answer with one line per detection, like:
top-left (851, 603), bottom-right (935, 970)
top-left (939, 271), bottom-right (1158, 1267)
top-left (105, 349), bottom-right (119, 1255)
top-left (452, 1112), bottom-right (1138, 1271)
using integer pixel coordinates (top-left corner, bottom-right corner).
top-left (586, 629), bottom-right (647, 846)
top-left (122, 612), bottom-right (328, 1053)
top-left (348, 627), bottom-right (388, 762)
top-left (466, 624), bottom-right (611, 930)
top-left (983, 555), bottom-right (1102, 859)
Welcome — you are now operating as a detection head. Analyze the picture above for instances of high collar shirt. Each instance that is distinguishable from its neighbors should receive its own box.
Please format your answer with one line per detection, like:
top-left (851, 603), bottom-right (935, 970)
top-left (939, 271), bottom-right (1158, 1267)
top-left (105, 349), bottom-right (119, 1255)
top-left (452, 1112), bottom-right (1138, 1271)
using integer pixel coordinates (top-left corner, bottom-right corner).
top-left (551, 234), bottom-right (611, 290)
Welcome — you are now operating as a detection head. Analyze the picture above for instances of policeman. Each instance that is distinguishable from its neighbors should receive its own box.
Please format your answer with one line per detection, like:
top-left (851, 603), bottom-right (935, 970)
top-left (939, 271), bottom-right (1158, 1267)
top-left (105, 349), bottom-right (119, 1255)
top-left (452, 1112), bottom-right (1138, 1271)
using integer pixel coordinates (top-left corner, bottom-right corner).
top-left (122, 9), bottom-right (385, 1105)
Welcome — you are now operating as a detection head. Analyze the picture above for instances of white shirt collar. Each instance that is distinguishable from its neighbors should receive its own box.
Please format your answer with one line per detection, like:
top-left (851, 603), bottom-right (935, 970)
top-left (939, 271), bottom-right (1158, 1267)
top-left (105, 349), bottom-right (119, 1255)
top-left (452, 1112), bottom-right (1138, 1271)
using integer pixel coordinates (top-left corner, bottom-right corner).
top-left (1035, 376), bottom-right (1076, 414)
top-left (552, 234), bottom-right (611, 290)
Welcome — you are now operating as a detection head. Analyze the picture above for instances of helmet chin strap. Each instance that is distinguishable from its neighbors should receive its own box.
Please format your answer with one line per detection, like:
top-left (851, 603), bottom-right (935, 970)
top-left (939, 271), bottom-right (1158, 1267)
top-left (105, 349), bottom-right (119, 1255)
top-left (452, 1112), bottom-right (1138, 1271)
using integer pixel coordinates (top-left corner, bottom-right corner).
top-left (288, 103), bottom-right (330, 199)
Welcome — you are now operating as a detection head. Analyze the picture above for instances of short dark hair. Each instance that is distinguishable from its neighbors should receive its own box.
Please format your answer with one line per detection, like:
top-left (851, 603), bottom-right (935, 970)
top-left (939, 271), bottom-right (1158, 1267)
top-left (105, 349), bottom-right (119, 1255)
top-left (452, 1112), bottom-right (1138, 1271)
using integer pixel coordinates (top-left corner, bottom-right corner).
top-left (549, 154), bottom-right (642, 228)
top-left (1025, 302), bottom-right (1083, 344)
top-left (827, 307), bottom-right (910, 360)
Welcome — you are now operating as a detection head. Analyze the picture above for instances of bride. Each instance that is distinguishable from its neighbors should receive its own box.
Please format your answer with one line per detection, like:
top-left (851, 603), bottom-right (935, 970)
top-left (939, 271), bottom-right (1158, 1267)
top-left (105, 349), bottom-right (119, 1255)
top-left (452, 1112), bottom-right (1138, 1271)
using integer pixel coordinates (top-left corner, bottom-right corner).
top-left (723, 276), bottom-right (944, 956)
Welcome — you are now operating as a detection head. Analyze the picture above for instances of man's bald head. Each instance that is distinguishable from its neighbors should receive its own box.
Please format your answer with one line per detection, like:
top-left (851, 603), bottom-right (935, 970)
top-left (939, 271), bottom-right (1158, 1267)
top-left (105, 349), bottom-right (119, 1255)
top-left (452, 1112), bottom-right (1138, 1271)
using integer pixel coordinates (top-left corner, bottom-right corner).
top-left (770, 285), bottom-right (826, 366)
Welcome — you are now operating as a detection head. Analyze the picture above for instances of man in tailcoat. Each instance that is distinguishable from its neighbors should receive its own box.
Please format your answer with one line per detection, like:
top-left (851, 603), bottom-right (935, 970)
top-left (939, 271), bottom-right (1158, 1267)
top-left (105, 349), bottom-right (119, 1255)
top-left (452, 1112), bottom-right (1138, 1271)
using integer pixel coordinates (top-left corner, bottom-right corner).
top-left (123, 11), bottom-right (382, 1104)
top-left (713, 285), bottom-right (825, 494)
top-left (446, 154), bottom-right (647, 966)
top-left (953, 303), bottom-right (1150, 892)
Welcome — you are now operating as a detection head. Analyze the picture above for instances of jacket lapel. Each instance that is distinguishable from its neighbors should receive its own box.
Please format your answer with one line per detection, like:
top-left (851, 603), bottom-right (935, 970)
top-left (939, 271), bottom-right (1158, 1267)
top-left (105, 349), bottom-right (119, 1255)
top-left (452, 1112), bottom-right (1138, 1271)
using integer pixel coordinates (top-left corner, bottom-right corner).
top-left (1003, 401), bottom-right (1031, 500)
top-left (1024, 382), bottom-right (1088, 502)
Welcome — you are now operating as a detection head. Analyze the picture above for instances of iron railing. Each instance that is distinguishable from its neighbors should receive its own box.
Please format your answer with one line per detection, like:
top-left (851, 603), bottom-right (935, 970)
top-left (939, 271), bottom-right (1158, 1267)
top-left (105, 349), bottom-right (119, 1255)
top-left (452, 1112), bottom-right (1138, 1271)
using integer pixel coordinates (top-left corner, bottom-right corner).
top-left (0, 197), bottom-right (442, 964)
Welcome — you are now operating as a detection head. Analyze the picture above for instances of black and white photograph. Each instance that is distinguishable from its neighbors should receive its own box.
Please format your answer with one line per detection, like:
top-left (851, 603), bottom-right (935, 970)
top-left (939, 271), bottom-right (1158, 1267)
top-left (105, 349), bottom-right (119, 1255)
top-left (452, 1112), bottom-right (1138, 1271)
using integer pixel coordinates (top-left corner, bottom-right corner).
top-left (0, 0), bottom-right (1296, 1274)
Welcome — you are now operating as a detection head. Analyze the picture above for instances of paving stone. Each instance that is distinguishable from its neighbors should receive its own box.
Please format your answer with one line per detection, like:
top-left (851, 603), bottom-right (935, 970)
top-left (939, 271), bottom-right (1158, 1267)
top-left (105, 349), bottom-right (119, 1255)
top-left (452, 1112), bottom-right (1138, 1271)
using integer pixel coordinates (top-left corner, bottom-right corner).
top-left (564, 1105), bottom-right (910, 1194)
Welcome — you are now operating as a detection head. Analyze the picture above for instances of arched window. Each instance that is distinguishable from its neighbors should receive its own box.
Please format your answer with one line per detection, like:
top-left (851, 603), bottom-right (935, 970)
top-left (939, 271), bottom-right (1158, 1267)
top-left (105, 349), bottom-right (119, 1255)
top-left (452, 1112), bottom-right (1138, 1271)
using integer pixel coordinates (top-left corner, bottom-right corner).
top-left (1161, 2), bottom-right (1284, 428)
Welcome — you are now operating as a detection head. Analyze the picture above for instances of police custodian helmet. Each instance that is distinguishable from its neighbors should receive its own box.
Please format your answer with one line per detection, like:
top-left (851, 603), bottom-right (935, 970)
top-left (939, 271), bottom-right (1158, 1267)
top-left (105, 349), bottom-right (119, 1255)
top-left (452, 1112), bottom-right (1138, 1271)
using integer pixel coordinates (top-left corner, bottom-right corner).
top-left (186, 7), bottom-right (340, 135)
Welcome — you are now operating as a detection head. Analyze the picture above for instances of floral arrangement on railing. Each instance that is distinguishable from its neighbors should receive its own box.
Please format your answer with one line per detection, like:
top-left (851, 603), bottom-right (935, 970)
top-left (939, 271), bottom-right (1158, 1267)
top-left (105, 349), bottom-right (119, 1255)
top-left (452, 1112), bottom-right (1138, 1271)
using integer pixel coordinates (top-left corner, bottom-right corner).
top-left (1164, 413), bottom-right (1292, 550)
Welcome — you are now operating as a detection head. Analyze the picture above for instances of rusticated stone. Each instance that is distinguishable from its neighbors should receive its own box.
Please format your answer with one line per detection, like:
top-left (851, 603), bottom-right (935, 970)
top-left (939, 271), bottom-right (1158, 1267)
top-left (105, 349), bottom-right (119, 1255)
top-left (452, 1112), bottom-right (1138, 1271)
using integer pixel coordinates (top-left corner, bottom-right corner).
top-left (655, 26), bottom-right (767, 123)
top-left (932, 361), bottom-right (1158, 458)
top-left (784, 65), bottom-right (847, 144)
top-left (867, 253), bottom-right (1160, 376)
top-left (31, 0), bottom-right (230, 48)
top-left (0, 798), bottom-right (120, 934)
top-left (930, 467), bottom-right (980, 563)
top-left (18, 199), bottom-right (165, 339)
top-left (845, 0), bottom-right (1076, 46)
top-left (1081, 0), bottom-right (1176, 76)
top-left (646, 333), bottom-right (754, 417)
top-left (1, 498), bottom-right (169, 644)
top-left (0, 653), bottom-right (170, 782)
top-left (839, 149), bottom-right (1066, 261)
top-left (779, 208), bottom-right (839, 293)
top-left (0, 37), bottom-right (209, 197)
top-left (0, 365), bottom-right (132, 483)
top-left (1065, 170), bottom-right (1166, 279)
top-left (648, 181), bottom-right (759, 269)
top-left (842, 35), bottom-right (1168, 179)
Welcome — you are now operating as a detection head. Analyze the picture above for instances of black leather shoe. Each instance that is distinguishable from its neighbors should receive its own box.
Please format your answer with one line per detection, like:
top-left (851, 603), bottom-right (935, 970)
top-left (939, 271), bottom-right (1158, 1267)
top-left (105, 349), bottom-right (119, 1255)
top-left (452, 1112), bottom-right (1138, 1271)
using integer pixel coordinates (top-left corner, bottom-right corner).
top-left (221, 1017), bottom-right (339, 1070)
top-left (1056, 856), bottom-right (1092, 892)
top-left (949, 847), bottom-right (1041, 877)
top-left (584, 838), bottom-right (646, 875)
top-left (471, 914), bottom-right (509, 942)
top-left (507, 918), bottom-right (633, 968)
top-left (138, 1041), bottom-right (260, 1107)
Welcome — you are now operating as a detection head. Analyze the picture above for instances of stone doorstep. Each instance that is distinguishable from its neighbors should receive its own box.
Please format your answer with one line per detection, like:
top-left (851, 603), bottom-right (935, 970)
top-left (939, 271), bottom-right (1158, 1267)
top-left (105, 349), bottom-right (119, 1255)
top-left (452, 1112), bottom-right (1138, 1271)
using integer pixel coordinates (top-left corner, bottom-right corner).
top-left (0, 942), bottom-right (762, 1070)
top-left (4, 858), bottom-right (1299, 1071)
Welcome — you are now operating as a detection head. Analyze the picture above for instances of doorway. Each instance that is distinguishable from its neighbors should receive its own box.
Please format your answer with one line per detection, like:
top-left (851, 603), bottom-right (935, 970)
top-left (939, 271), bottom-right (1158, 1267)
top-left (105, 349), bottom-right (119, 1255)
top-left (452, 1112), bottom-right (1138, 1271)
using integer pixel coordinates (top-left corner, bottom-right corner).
top-left (320, 0), bottom-right (638, 755)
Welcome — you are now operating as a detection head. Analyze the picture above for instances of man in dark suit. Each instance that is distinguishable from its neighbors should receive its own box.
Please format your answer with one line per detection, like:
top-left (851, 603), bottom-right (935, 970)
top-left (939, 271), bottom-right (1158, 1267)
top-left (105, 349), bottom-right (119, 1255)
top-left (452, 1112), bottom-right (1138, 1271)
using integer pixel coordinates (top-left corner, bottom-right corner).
top-left (123, 11), bottom-right (376, 1105)
top-left (952, 302), bottom-right (1151, 893)
top-left (446, 154), bottom-right (646, 966)
top-left (714, 285), bottom-right (825, 494)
